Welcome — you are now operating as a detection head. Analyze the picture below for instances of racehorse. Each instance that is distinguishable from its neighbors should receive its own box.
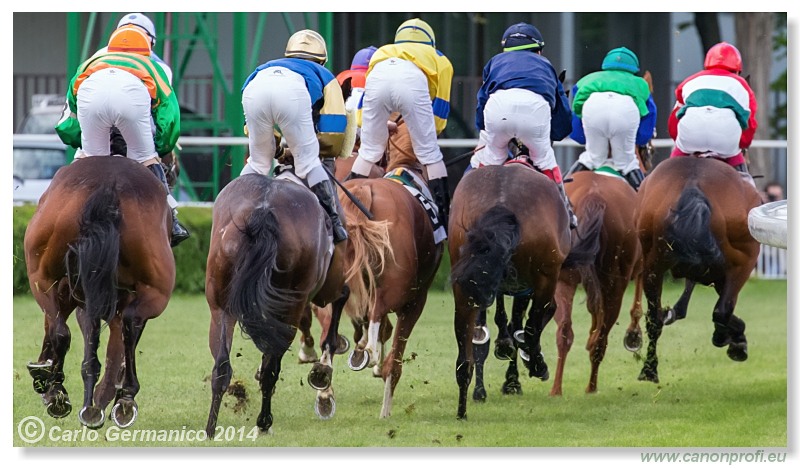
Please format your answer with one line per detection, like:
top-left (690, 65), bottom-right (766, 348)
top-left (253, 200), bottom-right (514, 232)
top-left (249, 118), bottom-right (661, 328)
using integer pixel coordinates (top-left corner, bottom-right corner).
top-left (635, 156), bottom-right (762, 383)
top-left (204, 172), bottom-right (350, 434)
top-left (449, 161), bottom-right (575, 420)
top-left (24, 156), bottom-right (175, 429)
top-left (339, 117), bottom-right (445, 418)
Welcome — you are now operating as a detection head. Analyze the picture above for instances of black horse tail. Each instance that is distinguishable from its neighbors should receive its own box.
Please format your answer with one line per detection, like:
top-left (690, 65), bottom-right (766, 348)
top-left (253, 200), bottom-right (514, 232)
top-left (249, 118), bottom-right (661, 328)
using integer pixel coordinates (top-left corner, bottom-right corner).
top-left (451, 206), bottom-right (521, 309)
top-left (563, 196), bottom-right (605, 314)
top-left (66, 184), bottom-right (121, 324)
top-left (664, 183), bottom-right (723, 266)
top-left (562, 195), bottom-right (604, 270)
top-left (227, 206), bottom-right (301, 357)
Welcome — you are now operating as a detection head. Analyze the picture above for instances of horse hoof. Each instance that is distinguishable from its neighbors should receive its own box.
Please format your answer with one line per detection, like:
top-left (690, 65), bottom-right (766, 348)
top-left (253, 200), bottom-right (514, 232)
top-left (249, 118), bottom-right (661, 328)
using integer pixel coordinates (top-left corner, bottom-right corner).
top-left (472, 387), bottom-right (487, 402)
top-left (27, 360), bottom-right (53, 394)
top-left (623, 330), bottom-right (643, 352)
top-left (663, 308), bottom-right (677, 326)
top-left (314, 394), bottom-right (336, 420)
top-left (335, 335), bottom-right (350, 355)
top-left (513, 330), bottom-right (525, 344)
top-left (493, 339), bottom-right (514, 360)
top-left (518, 347), bottom-right (530, 363)
top-left (298, 347), bottom-right (319, 364)
top-left (727, 343), bottom-right (748, 362)
top-left (45, 392), bottom-right (72, 419)
top-left (78, 406), bottom-right (105, 429)
top-left (111, 399), bottom-right (138, 428)
top-left (502, 381), bottom-right (523, 395)
top-left (712, 331), bottom-right (732, 348)
top-left (308, 364), bottom-right (332, 391)
top-left (637, 369), bottom-right (659, 383)
top-left (472, 326), bottom-right (490, 345)
top-left (348, 348), bottom-right (369, 371)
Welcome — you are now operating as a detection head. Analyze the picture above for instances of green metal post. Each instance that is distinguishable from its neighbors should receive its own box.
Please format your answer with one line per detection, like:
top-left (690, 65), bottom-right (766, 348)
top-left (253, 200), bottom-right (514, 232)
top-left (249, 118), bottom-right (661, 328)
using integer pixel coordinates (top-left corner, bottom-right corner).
top-left (228, 13), bottom-right (248, 178)
top-left (318, 12), bottom-right (334, 71)
top-left (65, 12), bottom-right (82, 163)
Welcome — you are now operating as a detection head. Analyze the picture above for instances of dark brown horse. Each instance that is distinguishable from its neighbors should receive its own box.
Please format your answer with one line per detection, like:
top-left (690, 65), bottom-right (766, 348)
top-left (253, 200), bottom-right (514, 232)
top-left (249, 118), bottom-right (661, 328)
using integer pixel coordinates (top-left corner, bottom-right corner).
top-left (550, 169), bottom-right (642, 395)
top-left (635, 156), bottom-right (761, 382)
top-left (204, 173), bottom-right (349, 434)
top-left (24, 156), bottom-right (175, 429)
top-left (449, 163), bottom-right (573, 420)
top-left (338, 118), bottom-right (444, 418)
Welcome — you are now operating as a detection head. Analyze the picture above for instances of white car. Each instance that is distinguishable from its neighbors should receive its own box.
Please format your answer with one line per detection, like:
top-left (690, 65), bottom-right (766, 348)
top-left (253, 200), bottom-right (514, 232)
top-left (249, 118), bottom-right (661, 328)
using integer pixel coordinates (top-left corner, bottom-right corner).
top-left (13, 95), bottom-right (67, 204)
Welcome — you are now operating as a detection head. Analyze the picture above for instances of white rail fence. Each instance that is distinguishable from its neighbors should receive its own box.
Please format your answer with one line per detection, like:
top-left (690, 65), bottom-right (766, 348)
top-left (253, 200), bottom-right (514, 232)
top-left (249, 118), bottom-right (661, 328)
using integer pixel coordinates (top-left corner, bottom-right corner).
top-left (13, 135), bottom-right (788, 280)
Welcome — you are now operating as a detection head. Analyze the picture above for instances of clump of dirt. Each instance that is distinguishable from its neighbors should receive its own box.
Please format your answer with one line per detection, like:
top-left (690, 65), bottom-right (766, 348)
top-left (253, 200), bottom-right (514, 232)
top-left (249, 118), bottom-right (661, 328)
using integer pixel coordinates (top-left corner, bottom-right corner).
top-left (226, 379), bottom-right (249, 414)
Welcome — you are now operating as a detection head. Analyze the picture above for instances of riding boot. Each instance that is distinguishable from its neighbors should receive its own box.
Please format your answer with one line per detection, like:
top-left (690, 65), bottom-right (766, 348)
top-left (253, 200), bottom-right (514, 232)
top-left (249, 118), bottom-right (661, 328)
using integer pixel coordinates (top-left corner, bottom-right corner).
top-left (147, 163), bottom-right (190, 247)
top-left (343, 171), bottom-right (368, 182)
top-left (733, 163), bottom-right (756, 187)
top-left (623, 168), bottom-right (646, 192)
top-left (310, 178), bottom-right (348, 243)
top-left (428, 177), bottom-right (451, 233)
top-left (555, 181), bottom-right (578, 230)
top-left (322, 157), bottom-right (336, 176)
top-left (565, 160), bottom-right (590, 178)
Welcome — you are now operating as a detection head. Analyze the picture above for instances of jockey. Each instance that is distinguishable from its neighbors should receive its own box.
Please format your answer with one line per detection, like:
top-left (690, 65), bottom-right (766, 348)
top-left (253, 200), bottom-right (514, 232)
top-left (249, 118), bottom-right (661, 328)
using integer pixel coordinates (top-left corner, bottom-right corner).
top-left (54, 25), bottom-right (189, 247)
top-left (336, 46), bottom-right (378, 114)
top-left (568, 47), bottom-right (657, 191)
top-left (344, 18), bottom-right (454, 232)
top-left (470, 22), bottom-right (577, 229)
top-left (667, 42), bottom-right (757, 185)
top-left (240, 29), bottom-right (349, 243)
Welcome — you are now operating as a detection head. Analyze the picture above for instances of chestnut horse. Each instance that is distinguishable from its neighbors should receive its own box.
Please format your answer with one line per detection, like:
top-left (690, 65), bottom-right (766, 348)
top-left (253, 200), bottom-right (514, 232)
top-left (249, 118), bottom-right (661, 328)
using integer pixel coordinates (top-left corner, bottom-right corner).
top-left (24, 156), bottom-right (175, 429)
top-left (449, 163), bottom-right (573, 420)
top-left (204, 173), bottom-right (349, 434)
top-left (339, 118), bottom-right (445, 418)
top-left (636, 157), bottom-right (761, 382)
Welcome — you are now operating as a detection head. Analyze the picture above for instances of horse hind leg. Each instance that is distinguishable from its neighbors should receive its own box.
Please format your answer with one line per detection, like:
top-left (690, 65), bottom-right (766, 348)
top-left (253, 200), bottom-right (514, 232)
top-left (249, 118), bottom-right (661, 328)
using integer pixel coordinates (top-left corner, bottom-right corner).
top-left (624, 274), bottom-right (644, 352)
top-left (664, 279), bottom-right (695, 326)
top-left (502, 296), bottom-right (528, 395)
top-left (711, 275), bottom-right (750, 362)
top-left (638, 267), bottom-right (666, 383)
top-left (472, 306), bottom-right (490, 402)
top-left (298, 304), bottom-right (319, 364)
top-left (550, 281), bottom-right (577, 397)
top-left (257, 352), bottom-right (285, 433)
top-left (206, 310), bottom-right (236, 435)
top-left (380, 299), bottom-right (425, 419)
top-left (521, 294), bottom-right (556, 382)
top-left (309, 286), bottom-right (350, 415)
top-left (76, 308), bottom-right (105, 429)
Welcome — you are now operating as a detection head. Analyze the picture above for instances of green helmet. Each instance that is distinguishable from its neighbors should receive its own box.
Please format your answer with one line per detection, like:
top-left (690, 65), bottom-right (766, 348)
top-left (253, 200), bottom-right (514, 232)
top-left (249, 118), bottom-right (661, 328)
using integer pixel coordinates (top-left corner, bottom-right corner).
top-left (601, 47), bottom-right (640, 73)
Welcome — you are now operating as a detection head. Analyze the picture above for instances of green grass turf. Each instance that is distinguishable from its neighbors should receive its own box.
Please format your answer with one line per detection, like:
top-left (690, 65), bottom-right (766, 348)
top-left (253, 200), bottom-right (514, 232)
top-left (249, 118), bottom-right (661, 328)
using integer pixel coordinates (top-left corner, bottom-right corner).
top-left (12, 279), bottom-right (787, 448)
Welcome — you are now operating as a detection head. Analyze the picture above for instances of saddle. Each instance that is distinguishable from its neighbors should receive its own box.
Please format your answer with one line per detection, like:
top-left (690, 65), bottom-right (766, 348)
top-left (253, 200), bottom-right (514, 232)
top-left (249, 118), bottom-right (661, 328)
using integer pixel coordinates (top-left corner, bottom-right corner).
top-left (383, 168), bottom-right (447, 244)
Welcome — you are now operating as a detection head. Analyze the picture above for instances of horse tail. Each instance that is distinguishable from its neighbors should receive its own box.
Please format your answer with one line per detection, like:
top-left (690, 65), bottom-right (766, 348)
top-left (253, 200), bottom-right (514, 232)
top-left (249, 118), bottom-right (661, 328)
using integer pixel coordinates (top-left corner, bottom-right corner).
top-left (341, 185), bottom-right (395, 320)
top-left (65, 184), bottom-right (121, 324)
top-left (664, 183), bottom-right (723, 265)
top-left (451, 206), bottom-right (521, 309)
top-left (227, 206), bottom-right (300, 356)
top-left (563, 195), bottom-right (605, 314)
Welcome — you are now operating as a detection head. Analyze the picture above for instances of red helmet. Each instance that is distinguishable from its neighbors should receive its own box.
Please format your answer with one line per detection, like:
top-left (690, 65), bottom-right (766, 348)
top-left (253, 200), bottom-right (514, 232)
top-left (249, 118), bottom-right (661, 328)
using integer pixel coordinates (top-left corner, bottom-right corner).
top-left (704, 42), bottom-right (742, 73)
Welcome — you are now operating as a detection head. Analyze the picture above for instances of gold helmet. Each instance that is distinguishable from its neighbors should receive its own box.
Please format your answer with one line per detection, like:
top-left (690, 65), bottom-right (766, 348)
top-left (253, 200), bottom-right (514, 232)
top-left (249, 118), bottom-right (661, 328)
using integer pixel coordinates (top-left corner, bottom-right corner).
top-left (395, 18), bottom-right (435, 47)
top-left (285, 29), bottom-right (328, 65)
top-left (108, 25), bottom-right (152, 56)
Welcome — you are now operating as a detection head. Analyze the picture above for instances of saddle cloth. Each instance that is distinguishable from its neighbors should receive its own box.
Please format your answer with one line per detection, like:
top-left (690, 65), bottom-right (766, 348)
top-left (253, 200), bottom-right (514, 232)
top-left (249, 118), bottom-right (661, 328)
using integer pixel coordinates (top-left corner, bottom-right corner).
top-left (383, 168), bottom-right (447, 244)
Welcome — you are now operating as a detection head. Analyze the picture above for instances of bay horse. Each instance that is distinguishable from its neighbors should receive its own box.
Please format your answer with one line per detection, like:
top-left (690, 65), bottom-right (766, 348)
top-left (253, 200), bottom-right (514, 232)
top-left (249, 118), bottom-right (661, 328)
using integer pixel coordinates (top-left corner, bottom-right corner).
top-left (204, 172), bottom-right (349, 434)
top-left (635, 156), bottom-right (761, 383)
top-left (339, 117), bottom-right (445, 418)
top-left (449, 162), bottom-right (573, 420)
top-left (24, 156), bottom-right (175, 429)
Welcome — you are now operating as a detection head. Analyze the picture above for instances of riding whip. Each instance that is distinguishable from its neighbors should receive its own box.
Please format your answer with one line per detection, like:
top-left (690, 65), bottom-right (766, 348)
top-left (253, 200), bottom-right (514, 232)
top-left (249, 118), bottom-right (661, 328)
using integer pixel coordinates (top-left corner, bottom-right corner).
top-left (445, 145), bottom-right (485, 167)
top-left (321, 164), bottom-right (375, 220)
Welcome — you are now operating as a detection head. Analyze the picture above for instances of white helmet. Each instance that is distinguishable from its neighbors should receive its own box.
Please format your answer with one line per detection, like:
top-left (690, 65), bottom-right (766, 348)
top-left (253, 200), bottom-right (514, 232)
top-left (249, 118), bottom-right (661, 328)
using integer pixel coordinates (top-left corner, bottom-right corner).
top-left (118, 13), bottom-right (156, 46)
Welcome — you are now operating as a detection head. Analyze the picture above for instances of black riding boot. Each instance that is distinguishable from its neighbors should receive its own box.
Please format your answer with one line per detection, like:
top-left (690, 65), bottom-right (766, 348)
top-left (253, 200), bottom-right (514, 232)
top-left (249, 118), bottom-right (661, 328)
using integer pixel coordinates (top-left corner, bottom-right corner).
top-left (428, 177), bottom-right (451, 233)
top-left (310, 178), bottom-right (348, 244)
top-left (343, 171), bottom-right (368, 182)
top-left (623, 168), bottom-right (646, 192)
top-left (147, 163), bottom-right (190, 247)
top-left (555, 181), bottom-right (578, 230)
top-left (565, 160), bottom-right (591, 178)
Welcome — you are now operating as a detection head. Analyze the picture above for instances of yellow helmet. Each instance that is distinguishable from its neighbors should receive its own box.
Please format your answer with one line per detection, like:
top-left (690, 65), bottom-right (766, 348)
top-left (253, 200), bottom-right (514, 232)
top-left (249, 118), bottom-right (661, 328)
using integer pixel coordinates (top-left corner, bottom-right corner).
top-left (395, 18), bottom-right (435, 47)
top-left (108, 25), bottom-right (152, 56)
top-left (285, 29), bottom-right (328, 65)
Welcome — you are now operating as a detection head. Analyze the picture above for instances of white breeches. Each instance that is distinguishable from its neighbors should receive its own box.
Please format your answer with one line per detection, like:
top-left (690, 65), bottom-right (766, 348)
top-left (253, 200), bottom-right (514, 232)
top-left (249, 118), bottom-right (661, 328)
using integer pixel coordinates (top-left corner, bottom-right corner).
top-left (358, 58), bottom-right (442, 165)
top-left (577, 91), bottom-right (641, 174)
top-left (470, 88), bottom-right (557, 171)
top-left (241, 66), bottom-right (321, 179)
top-left (675, 106), bottom-right (743, 158)
top-left (76, 68), bottom-right (156, 163)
